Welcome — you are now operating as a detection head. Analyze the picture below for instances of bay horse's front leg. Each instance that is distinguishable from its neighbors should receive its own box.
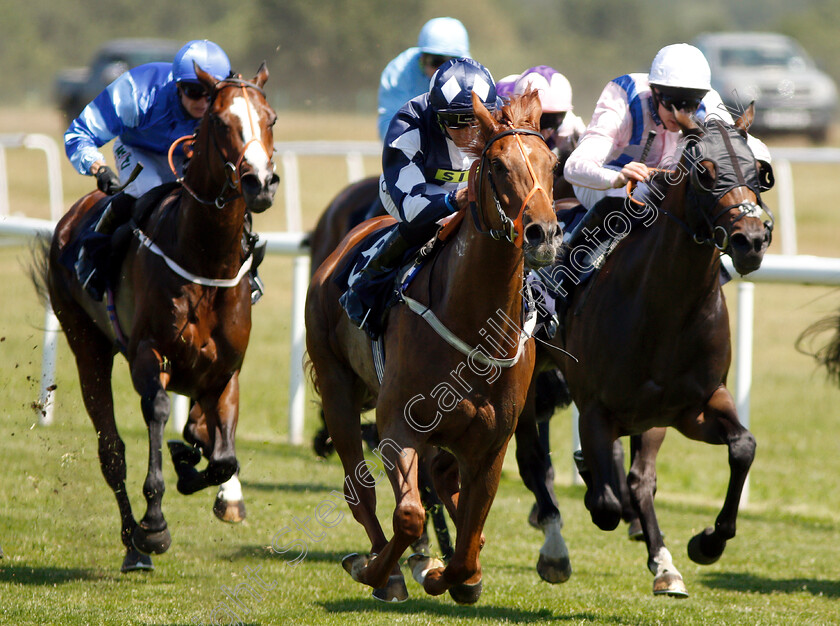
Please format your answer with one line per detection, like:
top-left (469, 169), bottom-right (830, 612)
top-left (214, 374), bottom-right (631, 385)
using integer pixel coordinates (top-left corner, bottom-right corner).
top-left (129, 343), bottom-right (173, 555)
top-left (626, 428), bottom-right (688, 597)
top-left (680, 385), bottom-right (755, 565)
top-left (578, 406), bottom-right (623, 531)
top-left (416, 444), bottom-right (509, 605)
top-left (514, 391), bottom-right (571, 584)
top-left (170, 374), bottom-right (242, 496)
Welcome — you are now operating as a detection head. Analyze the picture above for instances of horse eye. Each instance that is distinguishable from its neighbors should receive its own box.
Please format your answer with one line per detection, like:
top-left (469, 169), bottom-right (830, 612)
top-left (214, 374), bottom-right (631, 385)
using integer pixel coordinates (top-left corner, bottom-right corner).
top-left (491, 160), bottom-right (508, 176)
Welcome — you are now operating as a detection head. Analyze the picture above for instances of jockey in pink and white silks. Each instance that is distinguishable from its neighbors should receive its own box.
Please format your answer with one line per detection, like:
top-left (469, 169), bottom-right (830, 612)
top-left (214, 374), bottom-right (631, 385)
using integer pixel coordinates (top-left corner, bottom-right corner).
top-left (558, 43), bottom-right (772, 277)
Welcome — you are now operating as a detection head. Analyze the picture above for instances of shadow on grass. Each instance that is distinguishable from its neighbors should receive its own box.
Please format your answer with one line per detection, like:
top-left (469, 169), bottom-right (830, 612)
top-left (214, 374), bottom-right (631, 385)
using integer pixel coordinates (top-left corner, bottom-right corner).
top-left (701, 572), bottom-right (840, 598)
top-left (321, 597), bottom-right (621, 623)
top-left (0, 564), bottom-right (103, 585)
top-left (223, 545), bottom-right (348, 565)
top-left (239, 480), bottom-right (334, 494)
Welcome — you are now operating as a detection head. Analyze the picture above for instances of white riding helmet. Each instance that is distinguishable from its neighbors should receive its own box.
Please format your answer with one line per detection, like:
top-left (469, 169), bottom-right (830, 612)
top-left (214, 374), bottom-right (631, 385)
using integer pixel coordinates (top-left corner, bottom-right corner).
top-left (417, 17), bottom-right (470, 58)
top-left (513, 66), bottom-right (573, 112)
top-left (649, 43), bottom-right (712, 91)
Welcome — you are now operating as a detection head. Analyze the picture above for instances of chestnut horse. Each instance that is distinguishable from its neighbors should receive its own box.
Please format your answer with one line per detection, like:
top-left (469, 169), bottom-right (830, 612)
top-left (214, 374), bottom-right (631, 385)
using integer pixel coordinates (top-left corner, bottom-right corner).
top-left (305, 122), bottom-right (583, 585)
top-left (305, 91), bottom-right (560, 603)
top-left (33, 64), bottom-right (278, 572)
top-left (538, 105), bottom-right (773, 596)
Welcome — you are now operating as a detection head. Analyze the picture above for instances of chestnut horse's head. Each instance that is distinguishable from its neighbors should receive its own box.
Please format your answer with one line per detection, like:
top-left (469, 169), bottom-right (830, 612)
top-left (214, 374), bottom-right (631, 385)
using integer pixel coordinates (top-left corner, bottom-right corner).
top-left (470, 90), bottom-right (561, 268)
top-left (194, 63), bottom-right (280, 212)
top-left (676, 104), bottom-right (774, 275)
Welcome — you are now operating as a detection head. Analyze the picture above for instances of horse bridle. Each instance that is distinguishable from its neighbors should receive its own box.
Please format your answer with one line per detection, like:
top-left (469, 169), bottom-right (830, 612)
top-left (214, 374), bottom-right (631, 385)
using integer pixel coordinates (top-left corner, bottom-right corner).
top-left (469, 126), bottom-right (553, 248)
top-left (169, 77), bottom-right (274, 209)
top-left (647, 120), bottom-right (775, 254)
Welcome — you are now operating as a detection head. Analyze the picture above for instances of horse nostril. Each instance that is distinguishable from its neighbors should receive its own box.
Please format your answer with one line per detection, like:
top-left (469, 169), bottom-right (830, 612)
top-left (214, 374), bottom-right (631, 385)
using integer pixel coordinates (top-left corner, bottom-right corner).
top-left (524, 223), bottom-right (547, 246)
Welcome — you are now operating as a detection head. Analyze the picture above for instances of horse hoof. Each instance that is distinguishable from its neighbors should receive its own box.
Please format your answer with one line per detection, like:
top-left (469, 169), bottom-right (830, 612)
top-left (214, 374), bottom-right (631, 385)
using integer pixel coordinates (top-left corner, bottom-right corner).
top-left (372, 574), bottom-right (409, 602)
top-left (167, 439), bottom-right (202, 467)
top-left (448, 579), bottom-right (482, 605)
top-left (537, 553), bottom-right (572, 584)
top-left (312, 428), bottom-right (334, 458)
top-left (213, 496), bottom-right (246, 523)
top-left (407, 553), bottom-right (445, 585)
top-left (653, 571), bottom-right (689, 597)
top-left (120, 547), bottom-right (154, 573)
top-left (132, 525), bottom-right (171, 556)
top-left (627, 518), bottom-right (644, 541)
top-left (410, 531), bottom-right (431, 556)
top-left (341, 553), bottom-right (371, 582)
top-left (687, 527), bottom-right (725, 565)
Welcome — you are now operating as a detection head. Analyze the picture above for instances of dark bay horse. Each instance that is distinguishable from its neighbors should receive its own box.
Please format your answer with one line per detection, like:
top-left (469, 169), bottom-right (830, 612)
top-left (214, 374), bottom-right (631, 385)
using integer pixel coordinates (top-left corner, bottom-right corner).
top-left (539, 105), bottom-right (773, 596)
top-left (305, 91), bottom-right (560, 603)
top-left (33, 64), bottom-right (278, 572)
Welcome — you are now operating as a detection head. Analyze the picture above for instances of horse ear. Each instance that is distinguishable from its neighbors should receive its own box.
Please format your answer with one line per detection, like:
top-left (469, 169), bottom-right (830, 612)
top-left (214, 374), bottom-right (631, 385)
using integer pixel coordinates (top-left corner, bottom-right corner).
top-left (253, 62), bottom-right (269, 88)
top-left (193, 63), bottom-right (218, 93)
top-left (522, 87), bottom-right (542, 131)
top-left (734, 101), bottom-right (755, 137)
top-left (472, 91), bottom-right (496, 131)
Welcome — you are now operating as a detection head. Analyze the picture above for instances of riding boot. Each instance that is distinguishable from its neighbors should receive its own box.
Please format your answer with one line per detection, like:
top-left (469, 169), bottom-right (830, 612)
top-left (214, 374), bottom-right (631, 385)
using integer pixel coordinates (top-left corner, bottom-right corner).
top-left (341, 227), bottom-right (412, 330)
top-left (76, 193), bottom-right (136, 301)
top-left (550, 196), bottom-right (626, 315)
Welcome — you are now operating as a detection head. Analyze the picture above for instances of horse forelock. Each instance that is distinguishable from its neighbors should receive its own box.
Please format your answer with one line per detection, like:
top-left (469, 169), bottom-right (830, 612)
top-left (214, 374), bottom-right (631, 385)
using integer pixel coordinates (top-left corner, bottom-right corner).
top-left (466, 94), bottom-right (539, 158)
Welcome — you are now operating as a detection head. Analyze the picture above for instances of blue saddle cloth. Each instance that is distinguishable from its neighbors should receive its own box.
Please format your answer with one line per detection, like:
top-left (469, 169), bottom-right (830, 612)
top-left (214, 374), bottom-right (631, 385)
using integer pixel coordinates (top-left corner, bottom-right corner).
top-left (335, 224), bottom-right (426, 338)
top-left (57, 196), bottom-right (112, 275)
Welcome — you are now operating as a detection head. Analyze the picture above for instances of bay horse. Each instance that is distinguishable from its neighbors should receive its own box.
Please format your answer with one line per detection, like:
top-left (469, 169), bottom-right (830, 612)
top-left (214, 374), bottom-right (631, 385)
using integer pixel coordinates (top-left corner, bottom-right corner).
top-left (539, 104), bottom-right (773, 596)
top-left (33, 63), bottom-right (278, 572)
top-left (305, 90), bottom-right (560, 603)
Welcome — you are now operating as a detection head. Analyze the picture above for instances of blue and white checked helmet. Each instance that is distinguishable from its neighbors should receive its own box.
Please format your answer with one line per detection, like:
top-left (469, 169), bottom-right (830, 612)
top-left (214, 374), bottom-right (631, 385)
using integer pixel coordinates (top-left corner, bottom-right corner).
top-left (429, 58), bottom-right (497, 124)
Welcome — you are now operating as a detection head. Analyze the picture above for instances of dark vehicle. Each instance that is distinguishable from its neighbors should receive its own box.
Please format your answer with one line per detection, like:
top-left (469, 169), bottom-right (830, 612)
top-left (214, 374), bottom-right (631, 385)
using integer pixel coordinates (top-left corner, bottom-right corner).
top-left (693, 32), bottom-right (838, 142)
top-left (55, 38), bottom-right (181, 122)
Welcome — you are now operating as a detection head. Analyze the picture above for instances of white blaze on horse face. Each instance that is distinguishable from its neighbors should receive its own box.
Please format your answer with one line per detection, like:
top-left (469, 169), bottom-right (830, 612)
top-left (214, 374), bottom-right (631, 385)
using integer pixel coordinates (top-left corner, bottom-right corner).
top-left (230, 95), bottom-right (273, 179)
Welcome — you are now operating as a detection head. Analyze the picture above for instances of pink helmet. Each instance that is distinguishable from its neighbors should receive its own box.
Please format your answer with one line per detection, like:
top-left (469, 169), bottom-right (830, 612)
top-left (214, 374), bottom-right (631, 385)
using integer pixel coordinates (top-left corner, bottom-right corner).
top-left (514, 66), bottom-right (573, 112)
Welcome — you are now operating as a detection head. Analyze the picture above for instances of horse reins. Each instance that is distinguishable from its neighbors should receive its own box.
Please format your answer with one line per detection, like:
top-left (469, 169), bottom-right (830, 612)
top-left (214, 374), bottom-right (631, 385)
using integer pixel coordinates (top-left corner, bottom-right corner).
top-left (470, 126), bottom-right (552, 248)
top-left (168, 77), bottom-right (273, 209)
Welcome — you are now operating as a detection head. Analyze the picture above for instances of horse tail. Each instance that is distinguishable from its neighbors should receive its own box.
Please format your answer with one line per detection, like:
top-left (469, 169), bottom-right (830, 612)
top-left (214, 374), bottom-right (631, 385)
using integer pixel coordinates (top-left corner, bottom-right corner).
top-left (27, 234), bottom-right (53, 308)
top-left (303, 353), bottom-right (322, 399)
top-left (796, 308), bottom-right (840, 386)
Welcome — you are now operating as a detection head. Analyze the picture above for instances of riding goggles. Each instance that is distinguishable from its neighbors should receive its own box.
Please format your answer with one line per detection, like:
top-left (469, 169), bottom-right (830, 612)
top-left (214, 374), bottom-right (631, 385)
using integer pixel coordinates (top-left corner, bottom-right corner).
top-left (437, 112), bottom-right (476, 130)
top-left (657, 92), bottom-right (703, 112)
top-left (179, 82), bottom-right (210, 101)
top-left (539, 112), bottom-right (567, 131)
top-left (422, 54), bottom-right (455, 70)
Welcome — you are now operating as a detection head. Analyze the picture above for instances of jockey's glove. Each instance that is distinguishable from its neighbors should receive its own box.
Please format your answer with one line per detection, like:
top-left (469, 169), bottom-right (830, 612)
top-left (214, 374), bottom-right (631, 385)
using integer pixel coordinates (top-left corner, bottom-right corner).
top-left (95, 166), bottom-right (121, 195)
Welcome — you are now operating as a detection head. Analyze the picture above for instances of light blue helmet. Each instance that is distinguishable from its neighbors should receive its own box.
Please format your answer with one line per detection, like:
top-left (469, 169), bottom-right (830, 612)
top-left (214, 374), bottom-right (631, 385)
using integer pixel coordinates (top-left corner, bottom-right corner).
top-left (417, 17), bottom-right (470, 58)
top-left (172, 40), bottom-right (231, 83)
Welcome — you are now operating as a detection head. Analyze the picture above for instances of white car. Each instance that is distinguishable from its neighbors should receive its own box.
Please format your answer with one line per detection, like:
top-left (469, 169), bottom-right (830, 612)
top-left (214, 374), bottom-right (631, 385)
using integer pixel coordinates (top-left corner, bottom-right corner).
top-left (694, 32), bottom-right (837, 142)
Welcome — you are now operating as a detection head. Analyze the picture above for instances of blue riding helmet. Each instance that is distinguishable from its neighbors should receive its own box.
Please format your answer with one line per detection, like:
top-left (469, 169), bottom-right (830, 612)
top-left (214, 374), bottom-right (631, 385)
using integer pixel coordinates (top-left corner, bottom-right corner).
top-left (430, 58), bottom-right (497, 127)
top-left (417, 17), bottom-right (470, 58)
top-left (172, 39), bottom-right (231, 83)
